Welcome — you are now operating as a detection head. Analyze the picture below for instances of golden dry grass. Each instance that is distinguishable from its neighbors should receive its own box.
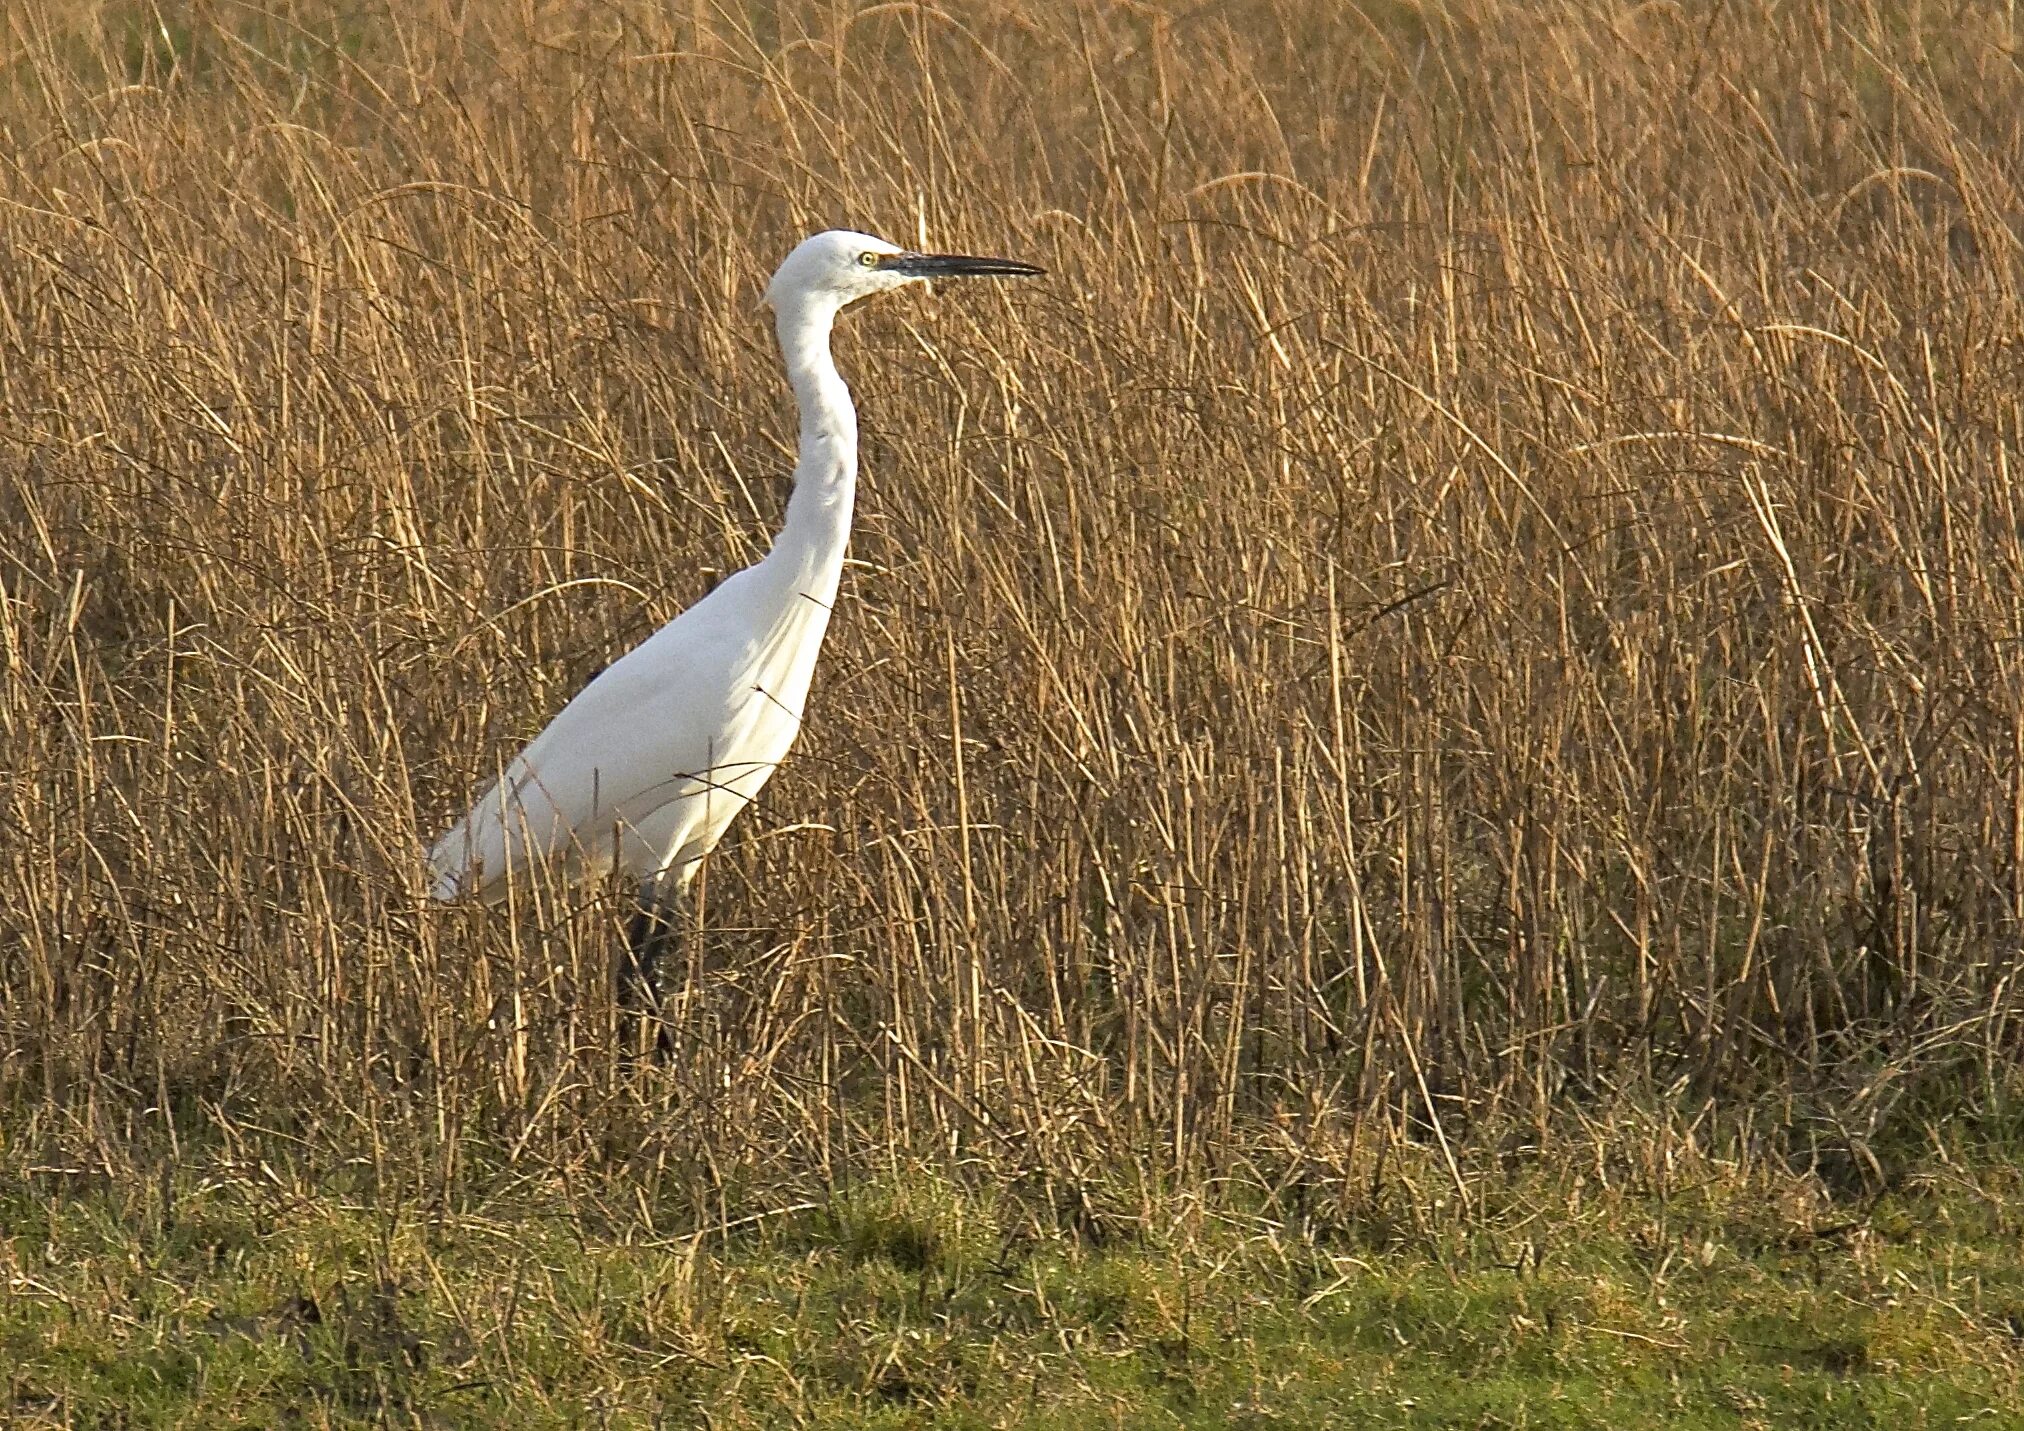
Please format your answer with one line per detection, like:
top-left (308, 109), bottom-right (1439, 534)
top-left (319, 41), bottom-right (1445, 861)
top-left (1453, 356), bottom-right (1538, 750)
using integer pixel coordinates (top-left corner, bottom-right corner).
top-left (2, 0), bottom-right (2022, 1221)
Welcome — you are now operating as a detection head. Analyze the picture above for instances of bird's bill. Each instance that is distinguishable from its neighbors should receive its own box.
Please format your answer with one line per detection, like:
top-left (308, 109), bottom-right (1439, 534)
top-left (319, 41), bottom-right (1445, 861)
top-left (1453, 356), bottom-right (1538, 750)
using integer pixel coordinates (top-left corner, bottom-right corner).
top-left (876, 252), bottom-right (1046, 279)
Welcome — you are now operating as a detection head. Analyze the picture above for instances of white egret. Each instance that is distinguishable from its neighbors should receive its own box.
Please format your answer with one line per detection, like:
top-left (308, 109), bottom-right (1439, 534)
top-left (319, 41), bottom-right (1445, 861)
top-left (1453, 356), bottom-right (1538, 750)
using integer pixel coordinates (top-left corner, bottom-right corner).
top-left (428, 229), bottom-right (1042, 1045)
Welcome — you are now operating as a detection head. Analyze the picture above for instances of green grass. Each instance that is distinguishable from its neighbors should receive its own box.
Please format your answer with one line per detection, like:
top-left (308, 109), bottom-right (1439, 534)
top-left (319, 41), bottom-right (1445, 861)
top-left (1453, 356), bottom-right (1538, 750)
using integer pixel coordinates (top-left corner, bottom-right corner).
top-left (6, 1148), bottom-right (2020, 1427)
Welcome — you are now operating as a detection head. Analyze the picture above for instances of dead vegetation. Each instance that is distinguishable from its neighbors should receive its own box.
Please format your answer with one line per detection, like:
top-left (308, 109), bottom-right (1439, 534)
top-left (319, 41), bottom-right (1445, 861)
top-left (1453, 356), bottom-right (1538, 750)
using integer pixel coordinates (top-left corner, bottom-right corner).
top-left (1, 0), bottom-right (2021, 1223)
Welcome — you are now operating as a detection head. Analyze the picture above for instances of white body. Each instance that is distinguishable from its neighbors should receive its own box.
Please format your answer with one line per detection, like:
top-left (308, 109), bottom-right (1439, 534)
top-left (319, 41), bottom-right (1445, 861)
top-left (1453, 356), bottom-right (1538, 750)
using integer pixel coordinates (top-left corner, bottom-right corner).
top-left (426, 507), bottom-right (847, 901)
top-left (429, 231), bottom-right (906, 904)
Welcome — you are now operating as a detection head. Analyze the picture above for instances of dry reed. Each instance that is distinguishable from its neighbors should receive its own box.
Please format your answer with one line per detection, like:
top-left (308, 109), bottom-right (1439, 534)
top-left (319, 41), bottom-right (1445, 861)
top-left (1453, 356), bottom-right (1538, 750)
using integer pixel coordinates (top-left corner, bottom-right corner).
top-left (2, 0), bottom-right (2021, 1219)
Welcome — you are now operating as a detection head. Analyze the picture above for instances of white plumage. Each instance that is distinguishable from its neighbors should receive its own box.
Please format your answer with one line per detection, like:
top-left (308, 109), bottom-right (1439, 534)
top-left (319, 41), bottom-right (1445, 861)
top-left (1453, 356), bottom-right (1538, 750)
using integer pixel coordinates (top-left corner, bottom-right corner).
top-left (428, 230), bottom-right (1042, 932)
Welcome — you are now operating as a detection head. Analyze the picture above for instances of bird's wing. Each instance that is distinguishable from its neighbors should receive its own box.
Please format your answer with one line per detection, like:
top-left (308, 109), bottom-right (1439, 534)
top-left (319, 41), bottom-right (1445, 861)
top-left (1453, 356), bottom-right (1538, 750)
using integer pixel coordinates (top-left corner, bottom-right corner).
top-left (428, 579), bottom-right (761, 902)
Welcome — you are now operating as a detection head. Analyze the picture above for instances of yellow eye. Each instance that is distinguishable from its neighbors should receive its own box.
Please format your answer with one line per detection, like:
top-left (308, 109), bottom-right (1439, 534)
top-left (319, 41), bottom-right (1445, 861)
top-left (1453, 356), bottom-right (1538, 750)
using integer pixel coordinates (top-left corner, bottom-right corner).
top-left (858, 251), bottom-right (879, 267)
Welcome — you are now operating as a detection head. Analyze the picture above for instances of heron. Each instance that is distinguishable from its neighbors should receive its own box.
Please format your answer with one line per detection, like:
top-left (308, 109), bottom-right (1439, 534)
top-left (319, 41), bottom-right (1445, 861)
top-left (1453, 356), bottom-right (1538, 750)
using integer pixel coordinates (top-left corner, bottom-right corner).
top-left (427, 228), bottom-right (1043, 1051)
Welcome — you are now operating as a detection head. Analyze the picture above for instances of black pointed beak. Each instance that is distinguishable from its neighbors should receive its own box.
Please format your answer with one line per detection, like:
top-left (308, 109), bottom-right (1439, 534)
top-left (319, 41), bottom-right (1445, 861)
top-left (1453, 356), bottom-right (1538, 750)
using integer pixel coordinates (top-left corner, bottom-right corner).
top-left (876, 252), bottom-right (1045, 279)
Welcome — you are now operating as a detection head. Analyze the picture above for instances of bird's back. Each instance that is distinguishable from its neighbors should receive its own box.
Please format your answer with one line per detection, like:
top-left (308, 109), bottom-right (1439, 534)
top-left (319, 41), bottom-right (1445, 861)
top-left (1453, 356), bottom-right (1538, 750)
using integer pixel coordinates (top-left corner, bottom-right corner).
top-left (428, 556), bottom-right (838, 903)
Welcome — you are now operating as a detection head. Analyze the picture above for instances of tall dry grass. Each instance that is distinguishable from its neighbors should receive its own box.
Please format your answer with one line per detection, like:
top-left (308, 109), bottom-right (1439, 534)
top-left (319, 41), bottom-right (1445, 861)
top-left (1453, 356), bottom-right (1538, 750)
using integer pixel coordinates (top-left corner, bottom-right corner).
top-left (2, 0), bottom-right (2021, 1216)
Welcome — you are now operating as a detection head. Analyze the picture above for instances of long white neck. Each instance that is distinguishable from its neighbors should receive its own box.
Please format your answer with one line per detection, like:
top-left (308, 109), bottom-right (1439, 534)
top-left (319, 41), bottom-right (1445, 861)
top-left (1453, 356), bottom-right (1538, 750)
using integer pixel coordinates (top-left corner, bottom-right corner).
top-left (769, 296), bottom-right (857, 602)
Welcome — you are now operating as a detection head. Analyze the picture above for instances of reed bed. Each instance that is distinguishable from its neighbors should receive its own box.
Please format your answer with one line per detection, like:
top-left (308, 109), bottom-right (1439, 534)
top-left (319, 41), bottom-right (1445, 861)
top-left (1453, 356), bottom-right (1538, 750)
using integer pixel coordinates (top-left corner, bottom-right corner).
top-left (2, 0), bottom-right (2021, 1221)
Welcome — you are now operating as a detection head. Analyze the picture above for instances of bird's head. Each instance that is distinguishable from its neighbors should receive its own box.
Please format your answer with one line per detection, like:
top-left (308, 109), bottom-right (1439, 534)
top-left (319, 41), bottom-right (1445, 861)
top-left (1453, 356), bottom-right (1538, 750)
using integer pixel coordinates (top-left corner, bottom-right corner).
top-left (764, 229), bottom-right (1043, 315)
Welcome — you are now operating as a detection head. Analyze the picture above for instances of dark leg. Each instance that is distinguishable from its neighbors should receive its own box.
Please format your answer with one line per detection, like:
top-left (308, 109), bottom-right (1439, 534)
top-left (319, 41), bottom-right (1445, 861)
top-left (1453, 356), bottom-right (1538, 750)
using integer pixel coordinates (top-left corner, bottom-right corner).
top-left (618, 889), bottom-right (678, 1065)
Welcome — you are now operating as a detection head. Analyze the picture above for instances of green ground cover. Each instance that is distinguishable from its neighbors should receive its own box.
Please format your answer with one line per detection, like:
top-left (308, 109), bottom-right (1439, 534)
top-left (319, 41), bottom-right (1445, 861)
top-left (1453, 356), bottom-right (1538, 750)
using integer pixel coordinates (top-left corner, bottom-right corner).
top-left (6, 1141), bottom-right (2019, 1428)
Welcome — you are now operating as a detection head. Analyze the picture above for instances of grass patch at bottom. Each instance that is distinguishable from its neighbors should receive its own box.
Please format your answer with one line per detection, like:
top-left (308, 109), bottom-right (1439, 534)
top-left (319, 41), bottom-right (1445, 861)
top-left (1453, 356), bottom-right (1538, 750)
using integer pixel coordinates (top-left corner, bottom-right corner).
top-left (2, 1153), bottom-right (2020, 1428)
